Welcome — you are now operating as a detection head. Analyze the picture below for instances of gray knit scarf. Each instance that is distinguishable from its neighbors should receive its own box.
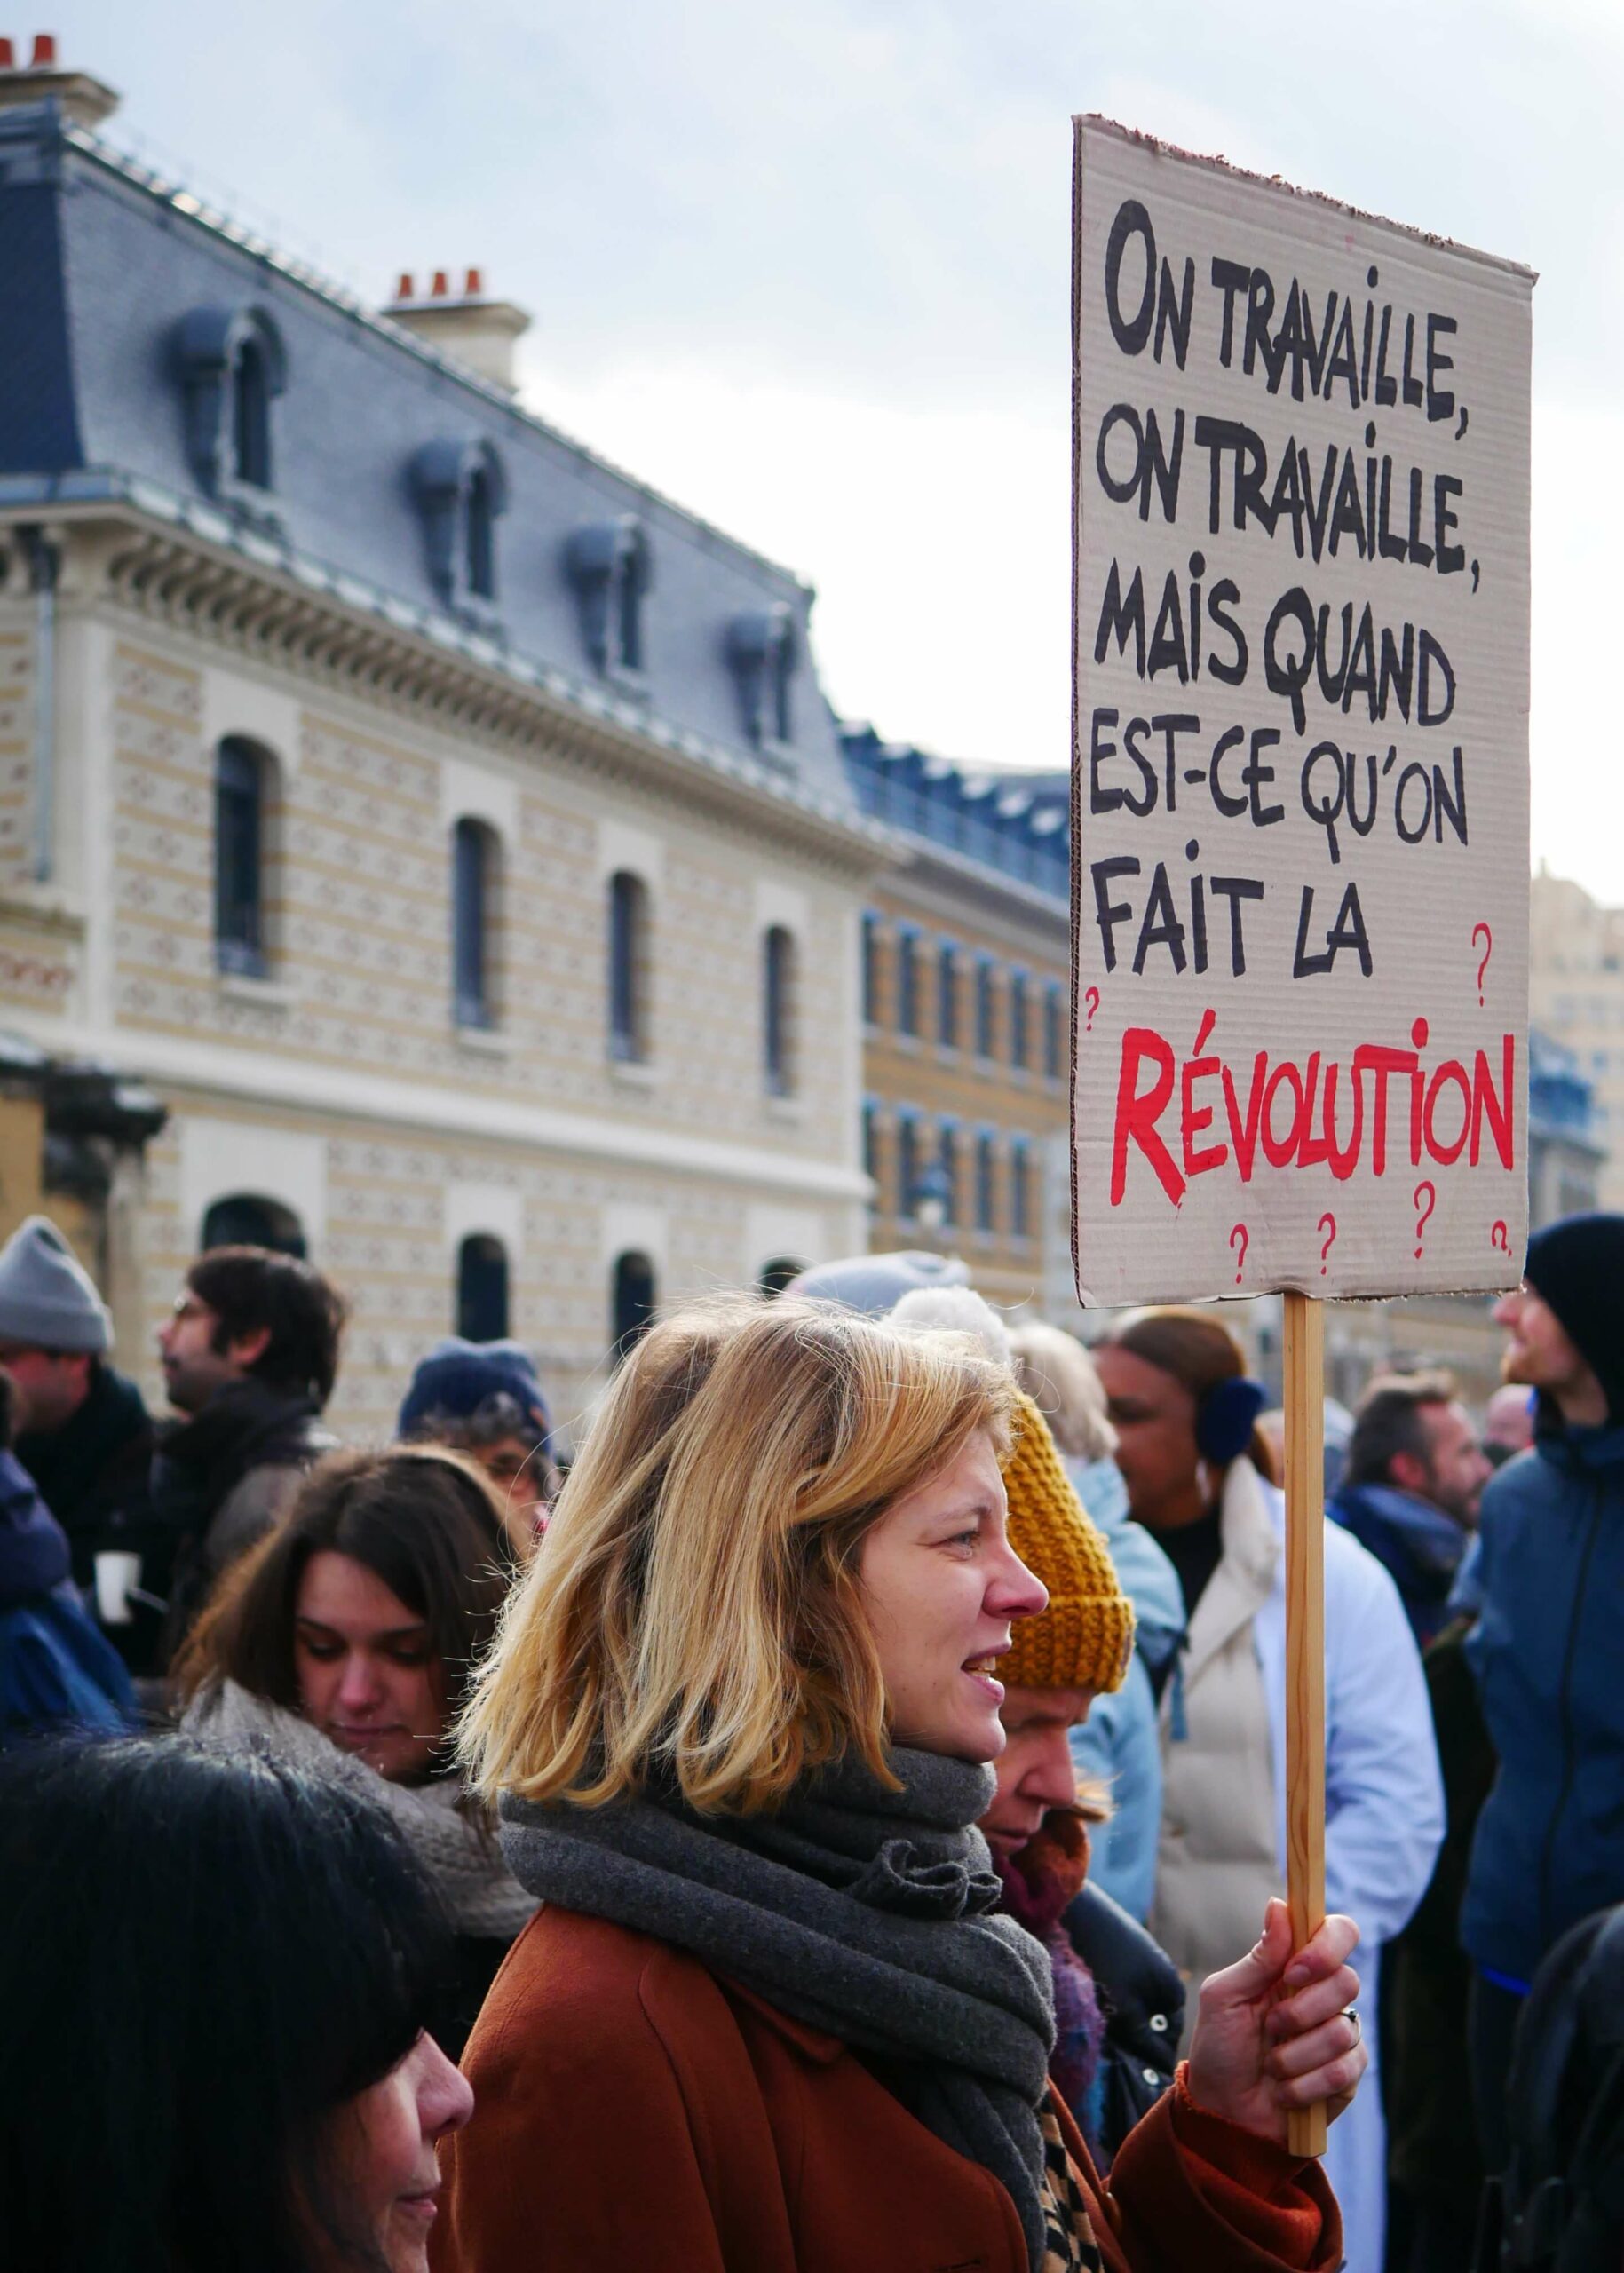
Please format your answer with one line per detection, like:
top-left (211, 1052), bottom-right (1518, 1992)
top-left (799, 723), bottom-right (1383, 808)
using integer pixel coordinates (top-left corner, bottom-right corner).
top-left (185, 1680), bottom-right (538, 1942)
top-left (500, 1749), bottom-right (1057, 2271)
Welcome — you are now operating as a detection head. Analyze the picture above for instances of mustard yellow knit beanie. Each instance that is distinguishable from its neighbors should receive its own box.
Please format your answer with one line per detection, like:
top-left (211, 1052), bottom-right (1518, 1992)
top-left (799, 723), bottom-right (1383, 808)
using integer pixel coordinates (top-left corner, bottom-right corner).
top-left (1001, 1390), bottom-right (1135, 1695)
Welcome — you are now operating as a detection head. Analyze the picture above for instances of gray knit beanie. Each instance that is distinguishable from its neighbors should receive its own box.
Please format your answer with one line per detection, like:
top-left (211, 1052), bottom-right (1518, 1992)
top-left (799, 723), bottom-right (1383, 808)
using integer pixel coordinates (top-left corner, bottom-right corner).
top-left (786, 1249), bottom-right (970, 1319)
top-left (0, 1215), bottom-right (112, 1352)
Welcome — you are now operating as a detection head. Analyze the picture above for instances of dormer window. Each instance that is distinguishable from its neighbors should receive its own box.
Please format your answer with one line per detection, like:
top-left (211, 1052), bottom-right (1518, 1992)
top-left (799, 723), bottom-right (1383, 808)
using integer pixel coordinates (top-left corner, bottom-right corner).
top-left (726, 606), bottom-right (797, 748)
top-left (465, 461), bottom-right (497, 601)
top-left (174, 305), bottom-right (287, 511)
top-left (410, 439), bottom-right (508, 619)
top-left (231, 337), bottom-right (273, 489)
top-left (566, 518), bottom-right (651, 677)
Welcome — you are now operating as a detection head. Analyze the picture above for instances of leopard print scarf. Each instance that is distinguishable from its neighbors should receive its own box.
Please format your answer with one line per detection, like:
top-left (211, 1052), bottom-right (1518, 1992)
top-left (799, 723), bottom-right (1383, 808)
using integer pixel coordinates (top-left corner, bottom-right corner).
top-left (1038, 2100), bottom-right (1105, 2273)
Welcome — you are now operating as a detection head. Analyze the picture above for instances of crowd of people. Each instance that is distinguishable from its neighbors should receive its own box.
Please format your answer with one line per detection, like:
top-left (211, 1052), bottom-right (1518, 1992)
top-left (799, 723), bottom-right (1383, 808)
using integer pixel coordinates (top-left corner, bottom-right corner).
top-left (0, 1206), bottom-right (1619, 2271)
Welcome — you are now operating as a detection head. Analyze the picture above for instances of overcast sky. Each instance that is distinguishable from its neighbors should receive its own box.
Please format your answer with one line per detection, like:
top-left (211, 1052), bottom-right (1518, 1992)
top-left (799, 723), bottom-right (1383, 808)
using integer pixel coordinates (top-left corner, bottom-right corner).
top-left (55, 0), bottom-right (1624, 897)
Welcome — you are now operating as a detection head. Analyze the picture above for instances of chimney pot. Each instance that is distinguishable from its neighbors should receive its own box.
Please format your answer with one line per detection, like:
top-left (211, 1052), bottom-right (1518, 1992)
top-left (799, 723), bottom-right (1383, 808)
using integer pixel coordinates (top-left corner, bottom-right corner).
top-left (382, 272), bottom-right (531, 396)
top-left (395, 271), bottom-right (414, 303)
top-left (30, 32), bottom-right (54, 65)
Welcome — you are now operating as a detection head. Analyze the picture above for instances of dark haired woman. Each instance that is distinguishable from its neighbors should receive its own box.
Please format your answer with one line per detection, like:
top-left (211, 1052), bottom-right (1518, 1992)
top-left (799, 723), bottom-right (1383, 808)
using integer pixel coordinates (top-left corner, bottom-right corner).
top-left (175, 1445), bottom-right (535, 2049)
top-left (0, 1732), bottom-right (471, 2271)
top-left (1093, 1307), bottom-right (1444, 2273)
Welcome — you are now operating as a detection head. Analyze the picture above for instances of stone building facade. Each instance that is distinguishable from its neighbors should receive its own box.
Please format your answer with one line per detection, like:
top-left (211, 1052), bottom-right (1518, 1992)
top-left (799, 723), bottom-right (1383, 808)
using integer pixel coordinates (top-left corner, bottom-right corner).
top-left (1529, 864), bottom-right (1624, 1210)
top-left (0, 60), bottom-right (878, 1442)
top-left (844, 735), bottom-right (1075, 1317)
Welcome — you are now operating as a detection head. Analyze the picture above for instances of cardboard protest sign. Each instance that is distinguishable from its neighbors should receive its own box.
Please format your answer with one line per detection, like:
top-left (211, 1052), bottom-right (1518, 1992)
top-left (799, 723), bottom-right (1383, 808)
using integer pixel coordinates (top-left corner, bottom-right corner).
top-left (1072, 118), bottom-right (1533, 1305)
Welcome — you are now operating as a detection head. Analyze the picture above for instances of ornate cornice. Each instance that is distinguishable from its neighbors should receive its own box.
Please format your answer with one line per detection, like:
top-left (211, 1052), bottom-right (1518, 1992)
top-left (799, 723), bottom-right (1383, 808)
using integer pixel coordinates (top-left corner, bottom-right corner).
top-left (0, 493), bottom-right (897, 875)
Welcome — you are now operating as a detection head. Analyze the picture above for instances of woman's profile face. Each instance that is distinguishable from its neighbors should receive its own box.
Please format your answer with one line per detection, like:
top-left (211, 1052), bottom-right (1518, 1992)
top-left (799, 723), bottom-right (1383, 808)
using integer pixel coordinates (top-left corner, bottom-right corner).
top-left (316, 2031), bottom-right (473, 2272)
top-left (857, 1430), bottom-right (1047, 1763)
top-left (294, 1551), bottom-right (445, 1784)
top-left (1091, 1343), bottom-right (1202, 1527)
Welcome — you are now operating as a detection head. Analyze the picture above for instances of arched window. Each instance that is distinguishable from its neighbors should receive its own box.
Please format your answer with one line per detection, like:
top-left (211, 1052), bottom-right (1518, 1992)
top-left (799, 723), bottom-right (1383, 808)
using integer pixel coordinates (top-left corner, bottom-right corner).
top-left (215, 736), bottom-right (270, 977)
top-left (1044, 981), bottom-right (1065, 1081)
top-left (201, 1192), bottom-right (307, 1258)
top-left (975, 1134), bottom-right (996, 1232)
top-left (763, 924), bottom-right (796, 1097)
top-left (937, 1124), bottom-right (958, 1226)
top-left (1009, 970), bottom-right (1029, 1069)
top-left (897, 928), bottom-right (920, 1037)
top-left (231, 337), bottom-right (273, 489)
top-left (757, 1256), bottom-right (805, 1296)
top-left (452, 819), bottom-right (497, 1029)
top-left (456, 1234), bottom-right (511, 1342)
top-left (1010, 1137), bottom-right (1034, 1239)
top-left (897, 1116), bottom-right (920, 1220)
top-left (607, 870), bottom-right (649, 1063)
top-left (611, 1250), bottom-right (657, 1360)
top-left (937, 943), bottom-right (960, 1047)
top-left (862, 1100), bottom-right (880, 1210)
top-left (975, 958), bottom-right (997, 1059)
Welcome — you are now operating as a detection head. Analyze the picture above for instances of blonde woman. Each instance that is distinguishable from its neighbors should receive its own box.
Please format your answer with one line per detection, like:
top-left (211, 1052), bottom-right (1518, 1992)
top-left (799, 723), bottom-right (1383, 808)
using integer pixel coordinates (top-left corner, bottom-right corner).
top-left (436, 1296), bottom-right (1365, 2273)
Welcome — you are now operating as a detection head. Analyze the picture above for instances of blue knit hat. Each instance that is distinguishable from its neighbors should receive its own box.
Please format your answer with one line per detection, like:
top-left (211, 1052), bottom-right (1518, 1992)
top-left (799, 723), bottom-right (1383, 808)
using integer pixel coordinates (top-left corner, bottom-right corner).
top-left (396, 1337), bottom-right (551, 1450)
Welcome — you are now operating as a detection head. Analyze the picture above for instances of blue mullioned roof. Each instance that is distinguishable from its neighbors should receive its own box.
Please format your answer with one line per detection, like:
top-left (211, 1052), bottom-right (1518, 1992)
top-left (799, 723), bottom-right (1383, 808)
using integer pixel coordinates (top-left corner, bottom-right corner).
top-left (0, 98), bottom-right (858, 819)
top-left (840, 728), bottom-right (1071, 906)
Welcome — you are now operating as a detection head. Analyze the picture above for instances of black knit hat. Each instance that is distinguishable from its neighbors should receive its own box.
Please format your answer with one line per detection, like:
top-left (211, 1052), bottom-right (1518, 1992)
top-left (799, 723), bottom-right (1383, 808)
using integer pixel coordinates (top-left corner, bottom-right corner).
top-left (1523, 1214), bottom-right (1624, 1426)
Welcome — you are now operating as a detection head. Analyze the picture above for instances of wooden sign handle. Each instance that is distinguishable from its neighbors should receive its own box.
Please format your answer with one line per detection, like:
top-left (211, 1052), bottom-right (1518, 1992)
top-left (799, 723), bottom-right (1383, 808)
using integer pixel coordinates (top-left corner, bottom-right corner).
top-left (1282, 1289), bottom-right (1328, 2158)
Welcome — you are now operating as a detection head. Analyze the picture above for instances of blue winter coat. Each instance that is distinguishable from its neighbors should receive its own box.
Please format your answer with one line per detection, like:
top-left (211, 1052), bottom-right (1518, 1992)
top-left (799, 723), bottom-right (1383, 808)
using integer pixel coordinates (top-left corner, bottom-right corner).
top-left (1463, 1420), bottom-right (1624, 1984)
top-left (1065, 1456), bottom-right (1185, 1922)
top-left (0, 1447), bottom-right (133, 1741)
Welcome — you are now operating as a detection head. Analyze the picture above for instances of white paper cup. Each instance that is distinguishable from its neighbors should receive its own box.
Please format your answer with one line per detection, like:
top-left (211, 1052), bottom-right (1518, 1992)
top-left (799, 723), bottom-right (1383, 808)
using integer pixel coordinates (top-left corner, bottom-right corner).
top-left (94, 1549), bottom-right (141, 1627)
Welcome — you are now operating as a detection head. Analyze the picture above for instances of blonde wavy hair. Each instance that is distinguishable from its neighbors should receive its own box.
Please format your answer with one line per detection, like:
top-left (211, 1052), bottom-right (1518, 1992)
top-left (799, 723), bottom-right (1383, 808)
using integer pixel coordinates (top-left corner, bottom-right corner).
top-left (459, 1293), bottom-right (1016, 1816)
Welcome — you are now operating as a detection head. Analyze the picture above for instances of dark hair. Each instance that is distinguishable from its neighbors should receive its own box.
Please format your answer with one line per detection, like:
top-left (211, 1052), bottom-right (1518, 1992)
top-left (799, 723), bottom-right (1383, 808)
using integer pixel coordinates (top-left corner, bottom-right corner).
top-left (175, 1445), bottom-right (513, 1740)
top-left (0, 1732), bottom-right (455, 2272)
top-left (1108, 1306), bottom-right (1279, 1485)
top-left (186, 1245), bottom-right (348, 1407)
top-left (1344, 1370), bottom-right (1457, 1490)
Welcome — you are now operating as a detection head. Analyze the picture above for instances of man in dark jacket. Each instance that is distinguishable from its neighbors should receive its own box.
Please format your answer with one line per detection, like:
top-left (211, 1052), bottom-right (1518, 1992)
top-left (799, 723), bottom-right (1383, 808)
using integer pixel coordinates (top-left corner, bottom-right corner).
top-left (1463, 1211), bottom-right (1624, 2175)
top-left (153, 1244), bottom-right (346, 1646)
top-left (0, 1216), bottom-right (162, 1674)
top-left (1329, 1371), bottom-right (1491, 1649)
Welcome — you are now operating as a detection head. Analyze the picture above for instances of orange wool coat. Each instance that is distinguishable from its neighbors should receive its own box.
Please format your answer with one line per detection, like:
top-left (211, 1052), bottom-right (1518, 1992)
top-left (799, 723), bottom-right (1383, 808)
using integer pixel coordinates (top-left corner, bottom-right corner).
top-left (432, 1906), bottom-right (1343, 2273)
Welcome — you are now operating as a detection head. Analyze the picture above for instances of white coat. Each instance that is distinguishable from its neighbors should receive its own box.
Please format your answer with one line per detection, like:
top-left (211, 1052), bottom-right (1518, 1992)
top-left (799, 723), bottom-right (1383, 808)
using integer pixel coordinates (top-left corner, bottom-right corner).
top-left (1150, 1456), bottom-right (1444, 2273)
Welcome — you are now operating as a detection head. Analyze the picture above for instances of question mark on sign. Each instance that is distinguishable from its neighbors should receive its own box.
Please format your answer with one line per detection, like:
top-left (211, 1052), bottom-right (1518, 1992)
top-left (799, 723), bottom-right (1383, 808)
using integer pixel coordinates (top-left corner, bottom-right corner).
top-left (1492, 1220), bottom-right (1509, 1255)
top-left (1318, 1212), bottom-right (1337, 1275)
top-left (1413, 1181), bottom-right (1437, 1260)
top-left (1472, 923), bottom-right (1493, 1008)
top-left (1083, 986), bottom-right (1100, 1034)
top-left (1229, 1223), bottom-right (1248, 1284)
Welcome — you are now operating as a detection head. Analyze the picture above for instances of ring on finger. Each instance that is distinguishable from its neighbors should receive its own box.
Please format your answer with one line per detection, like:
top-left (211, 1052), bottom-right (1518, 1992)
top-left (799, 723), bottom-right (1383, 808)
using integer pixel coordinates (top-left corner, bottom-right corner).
top-left (1341, 2005), bottom-right (1361, 2045)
